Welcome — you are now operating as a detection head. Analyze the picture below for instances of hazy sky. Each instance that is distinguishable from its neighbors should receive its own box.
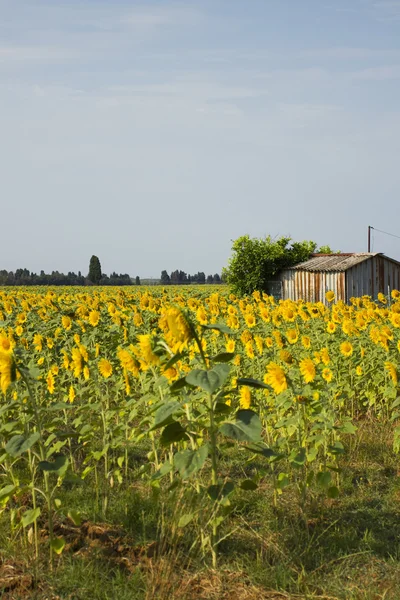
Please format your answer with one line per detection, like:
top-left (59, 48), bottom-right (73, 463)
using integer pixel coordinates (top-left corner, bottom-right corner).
top-left (2, 0), bottom-right (400, 277)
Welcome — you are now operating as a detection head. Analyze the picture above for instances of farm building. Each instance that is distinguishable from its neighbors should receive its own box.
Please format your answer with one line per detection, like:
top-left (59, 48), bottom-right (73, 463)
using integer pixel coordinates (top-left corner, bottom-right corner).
top-left (277, 253), bottom-right (400, 303)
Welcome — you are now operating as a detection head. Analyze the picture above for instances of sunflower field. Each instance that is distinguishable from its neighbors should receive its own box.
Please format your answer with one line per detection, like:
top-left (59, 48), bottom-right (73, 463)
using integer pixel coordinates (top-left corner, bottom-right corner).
top-left (1, 286), bottom-right (400, 598)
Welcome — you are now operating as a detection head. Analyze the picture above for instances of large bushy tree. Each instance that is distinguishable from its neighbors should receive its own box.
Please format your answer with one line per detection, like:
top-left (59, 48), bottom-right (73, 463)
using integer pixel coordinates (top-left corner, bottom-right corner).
top-left (224, 235), bottom-right (327, 297)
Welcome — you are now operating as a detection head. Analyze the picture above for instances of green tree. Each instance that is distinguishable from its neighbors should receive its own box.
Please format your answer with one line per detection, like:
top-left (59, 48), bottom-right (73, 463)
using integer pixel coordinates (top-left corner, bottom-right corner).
top-left (318, 245), bottom-right (336, 254)
top-left (135, 276), bottom-right (141, 285)
top-left (225, 235), bottom-right (318, 296)
top-left (88, 255), bottom-right (102, 284)
top-left (160, 270), bottom-right (171, 285)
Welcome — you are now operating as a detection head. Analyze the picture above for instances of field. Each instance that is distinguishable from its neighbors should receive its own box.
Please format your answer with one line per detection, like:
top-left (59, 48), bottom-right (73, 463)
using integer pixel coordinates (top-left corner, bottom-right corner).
top-left (0, 285), bottom-right (400, 599)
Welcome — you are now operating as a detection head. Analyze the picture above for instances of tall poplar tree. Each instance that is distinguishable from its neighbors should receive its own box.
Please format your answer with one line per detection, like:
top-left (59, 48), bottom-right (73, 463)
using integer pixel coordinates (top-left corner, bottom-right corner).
top-left (88, 255), bottom-right (102, 284)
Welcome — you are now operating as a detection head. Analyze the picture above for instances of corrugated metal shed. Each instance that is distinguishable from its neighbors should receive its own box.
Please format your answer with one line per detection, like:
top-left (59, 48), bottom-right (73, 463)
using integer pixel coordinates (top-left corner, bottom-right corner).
top-left (279, 253), bottom-right (400, 303)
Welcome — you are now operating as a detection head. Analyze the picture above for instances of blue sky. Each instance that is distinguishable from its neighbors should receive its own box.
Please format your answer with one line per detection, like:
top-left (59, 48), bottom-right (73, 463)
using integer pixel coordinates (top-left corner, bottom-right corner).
top-left (2, 0), bottom-right (400, 277)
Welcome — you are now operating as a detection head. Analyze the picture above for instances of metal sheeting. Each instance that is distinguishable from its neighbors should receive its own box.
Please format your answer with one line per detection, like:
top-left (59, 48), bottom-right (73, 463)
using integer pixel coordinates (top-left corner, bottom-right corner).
top-left (281, 254), bottom-right (400, 303)
top-left (280, 269), bottom-right (346, 303)
top-left (292, 253), bottom-right (378, 272)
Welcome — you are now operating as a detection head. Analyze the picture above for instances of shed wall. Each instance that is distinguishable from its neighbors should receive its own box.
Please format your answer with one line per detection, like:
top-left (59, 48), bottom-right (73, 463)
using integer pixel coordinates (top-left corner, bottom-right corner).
top-left (280, 270), bottom-right (346, 302)
top-left (346, 256), bottom-right (400, 299)
top-left (281, 256), bottom-right (400, 303)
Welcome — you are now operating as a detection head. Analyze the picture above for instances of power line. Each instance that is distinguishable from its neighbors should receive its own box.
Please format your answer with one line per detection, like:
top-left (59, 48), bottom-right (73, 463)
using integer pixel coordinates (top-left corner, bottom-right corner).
top-left (370, 226), bottom-right (400, 241)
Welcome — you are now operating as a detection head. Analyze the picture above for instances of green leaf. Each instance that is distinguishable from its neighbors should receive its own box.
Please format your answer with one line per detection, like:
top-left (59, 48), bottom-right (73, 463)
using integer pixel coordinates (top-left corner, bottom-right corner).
top-left (211, 352), bottom-right (235, 363)
top-left (207, 481), bottom-right (235, 501)
top-left (21, 507), bottom-right (41, 527)
top-left (170, 377), bottom-right (190, 393)
top-left (277, 473), bottom-right (290, 490)
top-left (68, 509), bottom-right (82, 526)
top-left (316, 471), bottom-right (332, 488)
top-left (0, 484), bottom-right (17, 506)
top-left (329, 441), bottom-right (345, 455)
top-left (5, 432), bottom-right (40, 457)
top-left (151, 402), bottom-right (182, 431)
top-left (38, 455), bottom-right (69, 477)
top-left (160, 422), bottom-right (188, 447)
top-left (236, 378), bottom-right (271, 390)
top-left (214, 401), bottom-right (232, 415)
top-left (340, 421), bottom-right (357, 435)
top-left (178, 513), bottom-right (194, 528)
top-left (219, 410), bottom-right (262, 443)
top-left (185, 364), bottom-right (230, 394)
top-left (244, 442), bottom-right (275, 458)
top-left (175, 444), bottom-right (209, 479)
top-left (151, 461), bottom-right (173, 481)
top-left (240, 479), bottom-right (258, 491)
top-left (163, 352), bottom-right (187, 371)
top-left (202, 323), bottom-right (234, 335)
top-left (327, 486), bottom-right (339, 499)
top-left (290, 448), bottom-right (306, 467)
top-left (51, 537), bottom-right (66, 555)
top-left (392, 397), bottom-right (400, 410)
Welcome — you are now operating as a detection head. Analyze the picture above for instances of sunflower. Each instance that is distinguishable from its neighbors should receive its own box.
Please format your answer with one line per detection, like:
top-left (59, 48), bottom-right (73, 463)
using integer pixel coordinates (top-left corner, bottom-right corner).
top-left (226, 339), bottom-right (236, 353)
top-left (264, 362), bottom-right (288, 395)
top-left (385, 362), bottom-right (397, 386)
top-left (322, 368), bottom-right (333, 382)
top-left (46, 371), bottom-right (55, 394)
top-left (340, 341), bottom-right (353, 357)
top-left (299, 358), bottom-right (316, 383)
top-left (259, 307), bottom-right (271, 323)
top-left (99, 359), bottom-right (113, 378)
top-left (390, 313), bottom-right (400, 328)
top-left (286, 329), bottom-right (298, 345)
top-left (159, 307), bottom-right (193, 352)
top-left (355, 366), bottom-right (363, 376)
top-left (325, 290), bottom-right (335, 303)
top-left (281, 305), bottom-right (297, 322)
top-left (377, 292), bottom-right (387, 304)
top-left (245, 313), bottom-right (256, 328)
top-left (254, 336), bottom-right (263, 355)
top-left (89, 310), bottom-right (100, 327)
top-left (133, 313), bottom-right (143, 327)
top-left (71, 347), bottom-right (83, 378)
top-left (301, 336), bottom-right (311, 349)
top-left (265, 337), bottom-right (274, 348)
top-left (133, 334), bottom-right (160, 370)
top-left (241, 330), bottom-right (252, 344)
top-left (68, 386), bottom-right (76, 403)
top-left (117, 348), bottom-right (139, 376)
top-left (196, 307), bottom-right (208, 325)
top-left (279, 349), bottom-right (293, 364)
top-left (320, 347), bottom-right (330, 365)
top-left (62, 315), bottom-right (72, 330)
top-left (245, 341), bottom-right (255, 360)
top-left (33, 333), bottom-right (43, 352)
top-left (0, 350), bottom-right (16, 394)
top-left (272, 330), bottom-right (284, 348)
top-left (239, 386), bottom-right (251, 409)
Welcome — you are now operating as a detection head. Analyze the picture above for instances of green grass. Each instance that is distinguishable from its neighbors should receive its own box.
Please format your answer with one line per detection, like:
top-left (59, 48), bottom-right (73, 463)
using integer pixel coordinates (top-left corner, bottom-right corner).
top-left (1, 419), bottom-right (400, 599)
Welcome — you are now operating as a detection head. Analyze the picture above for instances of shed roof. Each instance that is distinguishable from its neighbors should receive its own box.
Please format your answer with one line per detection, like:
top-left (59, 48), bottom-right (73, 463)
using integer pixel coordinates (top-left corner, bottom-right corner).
top-left (291, 253), bottom-right (378, 272)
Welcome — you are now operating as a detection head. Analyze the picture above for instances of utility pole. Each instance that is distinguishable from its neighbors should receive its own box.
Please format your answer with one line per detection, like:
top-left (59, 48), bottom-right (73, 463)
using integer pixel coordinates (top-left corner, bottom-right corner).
top-left (368, 225), bottom-right (373, 252)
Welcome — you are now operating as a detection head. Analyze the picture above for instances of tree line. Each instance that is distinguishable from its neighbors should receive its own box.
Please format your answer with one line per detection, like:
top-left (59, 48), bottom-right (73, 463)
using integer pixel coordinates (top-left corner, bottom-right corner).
top-left (0, 269), bottom-right (140, 287)
top-left (160, 270), bottom-right (222, 285)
